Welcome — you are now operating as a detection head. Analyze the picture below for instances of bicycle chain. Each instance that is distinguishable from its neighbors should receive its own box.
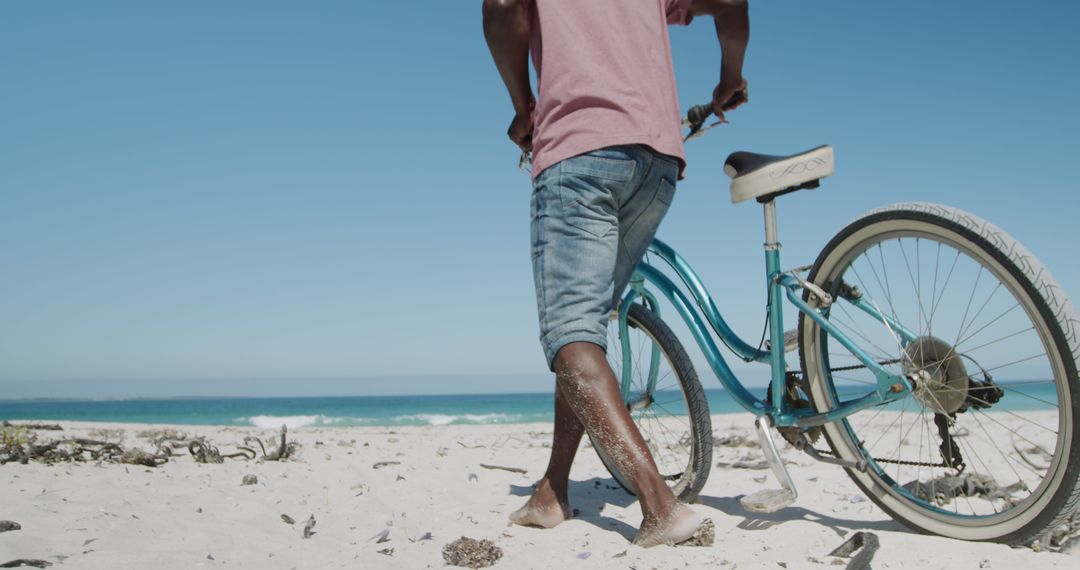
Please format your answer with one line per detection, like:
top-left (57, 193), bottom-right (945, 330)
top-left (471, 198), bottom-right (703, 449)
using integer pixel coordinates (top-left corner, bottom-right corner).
top-left (797, 358), bottom-right (903, 376)
top-left (811, 446), bottom-right (951, 469)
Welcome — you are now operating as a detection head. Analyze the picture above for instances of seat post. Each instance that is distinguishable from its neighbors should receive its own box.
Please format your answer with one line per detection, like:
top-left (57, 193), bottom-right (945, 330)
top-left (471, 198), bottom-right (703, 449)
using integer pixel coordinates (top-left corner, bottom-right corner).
top-left (761, 198), bottom-right (789, 412)
top-left (762, 199), bottom-right (780, 252)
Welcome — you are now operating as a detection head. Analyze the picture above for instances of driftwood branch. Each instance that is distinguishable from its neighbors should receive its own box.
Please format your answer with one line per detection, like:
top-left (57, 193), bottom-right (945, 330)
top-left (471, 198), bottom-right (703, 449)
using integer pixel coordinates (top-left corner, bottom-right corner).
top-left (244, 425), bottom-right (297, 461)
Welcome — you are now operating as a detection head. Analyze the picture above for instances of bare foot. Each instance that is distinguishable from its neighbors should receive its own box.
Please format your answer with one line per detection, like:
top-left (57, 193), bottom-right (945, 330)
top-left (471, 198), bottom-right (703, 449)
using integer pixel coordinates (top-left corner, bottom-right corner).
top-left (509, 480), bottom-right (572, 529)
top-left (633, 503), bottom-right (702, 548)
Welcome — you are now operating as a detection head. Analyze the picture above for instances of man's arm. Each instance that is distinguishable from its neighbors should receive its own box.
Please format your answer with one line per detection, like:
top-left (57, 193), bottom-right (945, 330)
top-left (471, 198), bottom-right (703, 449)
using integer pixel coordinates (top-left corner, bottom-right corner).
top-left (689, 0), bottom-right (750, 120)
top-left (482, 0), bottom-right (534, 150)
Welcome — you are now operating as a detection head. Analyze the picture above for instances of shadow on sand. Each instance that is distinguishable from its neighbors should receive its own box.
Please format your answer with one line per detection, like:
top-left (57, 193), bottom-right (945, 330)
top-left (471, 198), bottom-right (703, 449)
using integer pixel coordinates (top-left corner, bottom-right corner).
top-left (509, 477), bottom-right (908, 541)
top-left (509, 475), bottom-right (907, 541)
top-left (507, 476), bottom-right (646, 540)
top-left (695, 493), bottom-right (907, 537)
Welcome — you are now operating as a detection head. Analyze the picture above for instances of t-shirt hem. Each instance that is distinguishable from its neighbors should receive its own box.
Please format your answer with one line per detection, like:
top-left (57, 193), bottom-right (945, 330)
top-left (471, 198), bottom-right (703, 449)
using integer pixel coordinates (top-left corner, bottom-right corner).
top-left (531, 135), bottom-right (687, 181)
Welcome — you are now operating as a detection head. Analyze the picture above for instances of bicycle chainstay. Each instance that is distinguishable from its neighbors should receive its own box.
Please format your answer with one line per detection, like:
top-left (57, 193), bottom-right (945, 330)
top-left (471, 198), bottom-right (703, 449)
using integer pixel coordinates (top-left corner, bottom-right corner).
top-left (788, 362), bottom-right (966, 470)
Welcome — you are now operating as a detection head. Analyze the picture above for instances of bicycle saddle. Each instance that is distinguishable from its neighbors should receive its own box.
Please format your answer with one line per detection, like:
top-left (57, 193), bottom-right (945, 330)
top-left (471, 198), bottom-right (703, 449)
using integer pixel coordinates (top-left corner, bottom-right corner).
top-left (724, 145), bottom-right (835, 204)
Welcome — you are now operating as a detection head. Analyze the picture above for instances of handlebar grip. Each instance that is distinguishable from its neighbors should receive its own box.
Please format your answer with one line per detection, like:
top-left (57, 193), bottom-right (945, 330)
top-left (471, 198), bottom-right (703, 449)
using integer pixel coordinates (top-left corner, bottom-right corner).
top-left (687, 88), bottom-right (750, 125)
top-left (687, 104), bottom-right (713, 126)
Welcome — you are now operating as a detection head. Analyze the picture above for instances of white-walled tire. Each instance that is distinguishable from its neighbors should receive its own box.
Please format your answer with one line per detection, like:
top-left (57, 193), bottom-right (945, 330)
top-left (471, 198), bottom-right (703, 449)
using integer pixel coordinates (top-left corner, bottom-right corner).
top-left (799, 202), bottom-right (1080, 544)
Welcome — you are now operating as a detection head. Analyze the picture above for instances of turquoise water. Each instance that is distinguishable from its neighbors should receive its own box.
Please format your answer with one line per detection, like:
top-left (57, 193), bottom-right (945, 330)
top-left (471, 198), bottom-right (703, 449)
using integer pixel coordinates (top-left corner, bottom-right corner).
top-left (0, 382), bottom-right (1060, 428)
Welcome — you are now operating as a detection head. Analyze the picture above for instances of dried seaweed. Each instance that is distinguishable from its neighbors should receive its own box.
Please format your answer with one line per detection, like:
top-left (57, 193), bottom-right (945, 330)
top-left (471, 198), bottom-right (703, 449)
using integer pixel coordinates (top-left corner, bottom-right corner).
top-left (1, 421), bottom-right (61, 431)
top-left (677, 518), bottom-right (715, 547)
top-left (2, 428), bottom-right (261, 467)
top-left (0, 521), bottom-right (20, 533)
top-left (443, 537), bottom-right (502, 569)
top-left (0, 560), bottom-right (52, 568)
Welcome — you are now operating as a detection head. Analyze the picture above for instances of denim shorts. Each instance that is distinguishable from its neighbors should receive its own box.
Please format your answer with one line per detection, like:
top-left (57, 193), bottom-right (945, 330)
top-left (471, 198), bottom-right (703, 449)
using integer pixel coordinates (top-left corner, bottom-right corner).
top-left (531, 144), bottom-right (678, 369)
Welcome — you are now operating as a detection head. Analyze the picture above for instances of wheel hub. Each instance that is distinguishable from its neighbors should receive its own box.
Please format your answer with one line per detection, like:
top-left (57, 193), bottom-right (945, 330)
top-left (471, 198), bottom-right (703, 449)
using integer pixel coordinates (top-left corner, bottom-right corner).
top-left (902, 336), bottom-right (969, 414)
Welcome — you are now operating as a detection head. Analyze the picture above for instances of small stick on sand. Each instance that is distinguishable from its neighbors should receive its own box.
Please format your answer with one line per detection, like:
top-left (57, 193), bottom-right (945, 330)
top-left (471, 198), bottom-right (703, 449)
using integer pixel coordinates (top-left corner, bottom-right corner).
top-left (372, 461), bottom-right (401, 469)
top-left (479, 463), bottom-right (527, 475)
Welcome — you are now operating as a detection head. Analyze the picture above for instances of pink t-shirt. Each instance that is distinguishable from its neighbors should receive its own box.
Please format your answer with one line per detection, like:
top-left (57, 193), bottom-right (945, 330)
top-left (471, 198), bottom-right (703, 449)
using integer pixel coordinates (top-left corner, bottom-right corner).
top-left (526, 0), bottom-right (693, 179)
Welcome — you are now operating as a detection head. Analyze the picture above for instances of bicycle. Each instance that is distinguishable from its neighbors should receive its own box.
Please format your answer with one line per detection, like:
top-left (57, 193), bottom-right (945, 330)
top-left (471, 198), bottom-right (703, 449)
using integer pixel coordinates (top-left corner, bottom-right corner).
top-left (581, 101), bottom-right (1080, 545)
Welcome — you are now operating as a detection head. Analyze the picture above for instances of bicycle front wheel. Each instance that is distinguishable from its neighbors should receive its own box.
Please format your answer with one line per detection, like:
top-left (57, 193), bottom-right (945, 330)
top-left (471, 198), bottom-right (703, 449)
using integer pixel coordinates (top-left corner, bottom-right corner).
top-left (595, 302), bottom-right (712, 503)
top-left (799, 202), bottom-right (1080, 544)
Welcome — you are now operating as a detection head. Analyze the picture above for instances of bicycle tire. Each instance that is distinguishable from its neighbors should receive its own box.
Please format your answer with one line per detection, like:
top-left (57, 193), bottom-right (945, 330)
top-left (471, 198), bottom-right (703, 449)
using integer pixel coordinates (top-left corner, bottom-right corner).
top-left (798, 202), bottom-right (1080, 544)
top-left (595, 302), bottom-right (712, 503)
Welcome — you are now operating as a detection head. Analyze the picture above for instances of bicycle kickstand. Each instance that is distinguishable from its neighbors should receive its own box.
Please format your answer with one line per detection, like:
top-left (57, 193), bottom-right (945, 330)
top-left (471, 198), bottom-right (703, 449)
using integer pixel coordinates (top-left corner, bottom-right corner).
top-left (740, 415), bottom-right (798, 513)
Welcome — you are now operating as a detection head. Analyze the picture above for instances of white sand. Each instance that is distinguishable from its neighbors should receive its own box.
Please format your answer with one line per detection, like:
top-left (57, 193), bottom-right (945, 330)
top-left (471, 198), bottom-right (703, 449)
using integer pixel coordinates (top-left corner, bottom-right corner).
top-left (1, 414), bottom-right (1077, 569)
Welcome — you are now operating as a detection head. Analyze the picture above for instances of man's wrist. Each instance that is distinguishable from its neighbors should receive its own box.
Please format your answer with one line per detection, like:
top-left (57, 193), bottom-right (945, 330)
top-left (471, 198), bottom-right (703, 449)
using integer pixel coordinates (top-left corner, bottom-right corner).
top-left (720, 67), bottom-right (743, 86)
top-left (513, 97), bottom-right (535, 115)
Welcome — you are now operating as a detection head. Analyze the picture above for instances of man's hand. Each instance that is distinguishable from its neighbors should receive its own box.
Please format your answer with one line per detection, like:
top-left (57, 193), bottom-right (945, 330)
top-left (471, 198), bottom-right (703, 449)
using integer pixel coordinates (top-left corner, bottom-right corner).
top-left (508, 104), bottom-right (534, 151)
top-left (712, 76), bottom-right (748, 122)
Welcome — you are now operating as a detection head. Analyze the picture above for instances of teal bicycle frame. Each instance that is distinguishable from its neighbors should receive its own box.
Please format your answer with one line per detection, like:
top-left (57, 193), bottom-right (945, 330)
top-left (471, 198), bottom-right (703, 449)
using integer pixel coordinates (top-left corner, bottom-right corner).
top-left (616, 199), bottom-right (919, 430)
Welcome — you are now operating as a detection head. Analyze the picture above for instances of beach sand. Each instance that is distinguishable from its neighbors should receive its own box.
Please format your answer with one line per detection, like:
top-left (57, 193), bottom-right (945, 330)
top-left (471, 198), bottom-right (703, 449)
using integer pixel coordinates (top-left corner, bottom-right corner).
top-left (1, 414), bottom-right (1077, 569)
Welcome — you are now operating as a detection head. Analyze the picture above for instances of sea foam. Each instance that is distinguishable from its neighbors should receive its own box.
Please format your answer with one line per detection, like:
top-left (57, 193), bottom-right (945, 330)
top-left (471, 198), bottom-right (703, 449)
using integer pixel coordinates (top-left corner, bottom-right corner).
top-left (244, 415), bottom-right (331, 429)
top-left (239, 415), bottom-right (382, 428)
top-left (393, 413), bottom-right (515, 426)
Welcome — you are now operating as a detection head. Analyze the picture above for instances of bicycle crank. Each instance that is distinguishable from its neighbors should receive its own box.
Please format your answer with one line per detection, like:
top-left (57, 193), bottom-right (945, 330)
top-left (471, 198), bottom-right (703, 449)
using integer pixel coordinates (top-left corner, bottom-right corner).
top-left (766, 370), bottom-right (824, 446)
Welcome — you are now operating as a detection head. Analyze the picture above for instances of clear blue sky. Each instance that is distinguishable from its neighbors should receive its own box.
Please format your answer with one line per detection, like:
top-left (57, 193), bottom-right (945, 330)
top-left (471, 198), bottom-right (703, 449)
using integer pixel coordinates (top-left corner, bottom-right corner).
top-left (1, 1), bottom-right (1077, 398)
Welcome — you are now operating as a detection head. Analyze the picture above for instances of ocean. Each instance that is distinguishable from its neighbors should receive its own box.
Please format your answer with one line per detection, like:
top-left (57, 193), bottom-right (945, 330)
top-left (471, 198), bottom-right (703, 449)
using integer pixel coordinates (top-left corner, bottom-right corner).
top-left (0, 383), bottom-right (1060, 429)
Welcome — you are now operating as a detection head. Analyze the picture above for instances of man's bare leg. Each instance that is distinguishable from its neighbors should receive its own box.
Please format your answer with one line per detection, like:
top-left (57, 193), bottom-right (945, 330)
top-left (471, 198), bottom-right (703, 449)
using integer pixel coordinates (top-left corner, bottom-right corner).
top-left (549, 341), bottom-right (701, 546)
top-left (509, 383), bottom-right (584, 528)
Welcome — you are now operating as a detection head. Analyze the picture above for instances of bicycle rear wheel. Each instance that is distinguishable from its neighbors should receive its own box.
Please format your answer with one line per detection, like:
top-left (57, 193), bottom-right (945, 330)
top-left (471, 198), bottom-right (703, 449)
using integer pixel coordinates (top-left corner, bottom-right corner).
top-left (799, 202), bottom-right (1080, 544)
top-left (595, 302), bottom-right (712, 502)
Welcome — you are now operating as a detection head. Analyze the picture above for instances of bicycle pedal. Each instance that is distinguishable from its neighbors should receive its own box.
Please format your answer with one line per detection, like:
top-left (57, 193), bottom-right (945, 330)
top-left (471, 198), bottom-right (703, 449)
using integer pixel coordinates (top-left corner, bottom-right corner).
top-left (740, 488), bottom-right (795, 514)
top-left (740, 415), bottom-right (798, 513)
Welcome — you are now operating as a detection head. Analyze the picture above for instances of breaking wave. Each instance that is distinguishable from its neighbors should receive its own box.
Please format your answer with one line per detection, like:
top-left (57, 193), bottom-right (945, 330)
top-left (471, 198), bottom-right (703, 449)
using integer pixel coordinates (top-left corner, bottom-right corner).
top-left (238, 413), bottom-right (544, 428)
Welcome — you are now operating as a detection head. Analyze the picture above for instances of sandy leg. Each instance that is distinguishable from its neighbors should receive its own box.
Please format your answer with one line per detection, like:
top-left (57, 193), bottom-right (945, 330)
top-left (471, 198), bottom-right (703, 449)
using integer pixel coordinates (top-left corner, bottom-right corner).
top-left (632, 503), bottom-right (702, 548)
top-left (509, 478), bottom-right (573, 529)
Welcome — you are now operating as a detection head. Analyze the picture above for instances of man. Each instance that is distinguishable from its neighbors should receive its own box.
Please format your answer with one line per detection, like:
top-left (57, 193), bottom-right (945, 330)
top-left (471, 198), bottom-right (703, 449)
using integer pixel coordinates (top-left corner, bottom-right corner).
top-left (482, 0), bottom-right (749, 547)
